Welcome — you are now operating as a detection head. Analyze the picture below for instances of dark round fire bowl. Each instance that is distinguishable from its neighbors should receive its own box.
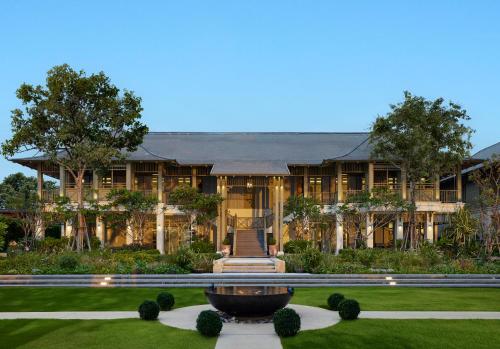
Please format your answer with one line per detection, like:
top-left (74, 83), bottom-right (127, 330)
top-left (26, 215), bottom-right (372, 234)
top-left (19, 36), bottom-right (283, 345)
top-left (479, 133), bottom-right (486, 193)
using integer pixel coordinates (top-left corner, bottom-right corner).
top-left (204, 286), bottom-right (293, 318)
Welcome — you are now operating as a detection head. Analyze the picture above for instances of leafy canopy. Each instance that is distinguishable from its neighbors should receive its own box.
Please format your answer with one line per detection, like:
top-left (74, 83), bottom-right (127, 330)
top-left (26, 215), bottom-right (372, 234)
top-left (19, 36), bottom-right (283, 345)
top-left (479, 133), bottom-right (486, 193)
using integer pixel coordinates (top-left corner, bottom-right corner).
top-left (1, 64), bottom-right (148, 174)
top-left (369, 91), bottom-right (473, 182)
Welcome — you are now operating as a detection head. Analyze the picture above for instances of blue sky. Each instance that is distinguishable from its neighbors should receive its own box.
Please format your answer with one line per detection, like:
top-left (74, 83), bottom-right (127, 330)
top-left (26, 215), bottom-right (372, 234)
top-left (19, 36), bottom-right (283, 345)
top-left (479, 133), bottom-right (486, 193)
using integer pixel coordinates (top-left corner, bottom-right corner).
top-left (0, 0), bottom-right (499, 179)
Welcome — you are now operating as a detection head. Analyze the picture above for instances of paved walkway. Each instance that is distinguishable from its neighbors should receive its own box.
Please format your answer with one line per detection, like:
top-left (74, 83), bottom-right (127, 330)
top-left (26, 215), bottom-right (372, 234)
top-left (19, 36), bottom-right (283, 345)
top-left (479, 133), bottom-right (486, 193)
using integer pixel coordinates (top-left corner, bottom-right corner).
top-left (1, 307), bottom-right (500, 349)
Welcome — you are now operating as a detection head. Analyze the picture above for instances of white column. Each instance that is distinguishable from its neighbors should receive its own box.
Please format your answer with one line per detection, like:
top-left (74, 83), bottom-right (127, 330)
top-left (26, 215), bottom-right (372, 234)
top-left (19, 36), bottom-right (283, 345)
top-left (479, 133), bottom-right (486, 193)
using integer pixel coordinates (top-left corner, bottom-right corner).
top-left (221, 177), bottom-right (227, 243)
top-left (96, 216), bottom-right (104, 246)
top-left (126, 220), bottom-right (133, 245)
top-left (156, 163), bottom-right (165, 254)
top-left (335, 214), bottom-right (343, 255)
top-left (64, 220), bottom-right (73, 238)
top-left (274, 177), bottom-right (279, 242)
top-left (426, 212), bottom-right (434, 242)
top-left (366, 213), bottom-right (374, 248)
top-left (279, 177), bottom-right (284, 253)
top-left (396, 214), bottom-right (404, 240)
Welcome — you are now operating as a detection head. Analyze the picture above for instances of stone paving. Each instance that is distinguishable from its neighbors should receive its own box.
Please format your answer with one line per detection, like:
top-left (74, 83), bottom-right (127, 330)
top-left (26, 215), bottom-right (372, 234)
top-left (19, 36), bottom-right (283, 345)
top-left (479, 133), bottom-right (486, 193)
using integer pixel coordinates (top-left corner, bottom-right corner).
top-left (1, 306), bottom-right (500, 349)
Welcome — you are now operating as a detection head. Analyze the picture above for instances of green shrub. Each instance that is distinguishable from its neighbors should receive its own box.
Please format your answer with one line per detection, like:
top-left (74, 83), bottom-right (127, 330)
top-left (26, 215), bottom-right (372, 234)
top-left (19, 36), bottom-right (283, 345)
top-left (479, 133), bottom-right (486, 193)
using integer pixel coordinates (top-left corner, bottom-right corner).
top-left (174, 246), bottom-right (195, 270)
top-left (58, 254), bottom-right (79, 270)
top-left (284, 239), bottom-right (311, 253)
top-left (151, 263), bottom-right (188, 274)
top-left (196, 310), bottom-right (222, 337)
top-left (327, 293), bottom-right (345, 310)
top-left (268, 235), bottom-right (276, 245)
top-left (89, 236), bottom-right (102, 250)
top-left (191, 253), bottom-right (219, 273)
top-left (273, 308), bottom-right (301, 337)
top-left (156, 292), bottom-right (175, 311)
top-left (338, 299), bottom-right (361, 320)
top-left (111, 243), bottom-right (157, 252)
top-left (138, 300), bottom-right (160, 320)
top-left (36, 237), bottom-right (69, 254)
top-left (0, 221), bottom-right (7, 252)
top-left (222, 236), bottom-right (231, 245)
top-left (190, 239), bottom-right (215, 253)
top-left (302, 247), bottom-right (322, 273)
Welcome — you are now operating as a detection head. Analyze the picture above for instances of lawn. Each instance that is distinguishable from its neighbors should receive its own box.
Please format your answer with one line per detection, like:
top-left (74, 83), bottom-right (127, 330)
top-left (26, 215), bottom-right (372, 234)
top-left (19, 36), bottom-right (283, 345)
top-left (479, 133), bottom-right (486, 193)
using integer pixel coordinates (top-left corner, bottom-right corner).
top-left (0, 287), bottom-right (206, 311)
top-left (291, 287), bottom-right (500, 310)
top-left (0, 319), bottom-right (216, 349)
top-left (1, 287), bottom-right (500, 311)
top-left (281, 319), bottom-right (500, 349)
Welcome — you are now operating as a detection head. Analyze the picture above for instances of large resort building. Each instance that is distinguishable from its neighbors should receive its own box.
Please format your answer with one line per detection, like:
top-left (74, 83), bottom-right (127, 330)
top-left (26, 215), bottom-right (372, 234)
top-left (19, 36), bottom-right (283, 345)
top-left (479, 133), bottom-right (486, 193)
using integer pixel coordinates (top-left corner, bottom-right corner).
top-left (12, 132), bottom-right (473, 256)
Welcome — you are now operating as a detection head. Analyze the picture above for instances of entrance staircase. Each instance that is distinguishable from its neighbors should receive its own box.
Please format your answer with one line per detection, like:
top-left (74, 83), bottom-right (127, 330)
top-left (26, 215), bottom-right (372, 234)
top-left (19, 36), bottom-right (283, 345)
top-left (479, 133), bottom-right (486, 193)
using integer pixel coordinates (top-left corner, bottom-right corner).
top-left (235, 229), bottom-right (266, 257)
top-left (213, 257), bottom-right (285, 273)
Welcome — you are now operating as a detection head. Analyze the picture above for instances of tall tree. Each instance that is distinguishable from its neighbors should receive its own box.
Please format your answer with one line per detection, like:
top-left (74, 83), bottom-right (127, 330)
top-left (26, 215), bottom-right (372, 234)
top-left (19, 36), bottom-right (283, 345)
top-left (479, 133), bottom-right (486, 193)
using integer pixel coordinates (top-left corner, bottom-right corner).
top-left (470, 155), bottom-right (500, 256)
top-left (284, 196), bottom-right (321, 240)
top-left (370, 91), bottom-right (473, 249)
top-left (105, 188), bottom-right (158, 245)
top-left (2, 65), bottom-right (148, 251)
top-left (169, 185), bottom-right (223, 244)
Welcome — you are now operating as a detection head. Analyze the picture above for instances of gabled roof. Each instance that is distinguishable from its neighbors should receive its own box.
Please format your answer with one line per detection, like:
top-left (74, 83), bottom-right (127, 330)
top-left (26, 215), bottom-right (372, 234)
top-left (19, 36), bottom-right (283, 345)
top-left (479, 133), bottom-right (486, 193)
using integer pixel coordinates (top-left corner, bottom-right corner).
top-left (472, 141), bottom-right (500, 160)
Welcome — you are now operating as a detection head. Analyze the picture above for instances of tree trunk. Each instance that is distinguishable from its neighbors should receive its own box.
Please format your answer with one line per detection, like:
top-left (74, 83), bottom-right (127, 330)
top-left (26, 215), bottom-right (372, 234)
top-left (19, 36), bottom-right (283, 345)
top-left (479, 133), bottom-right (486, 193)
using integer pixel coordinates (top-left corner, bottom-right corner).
top-left (75, 170), bottom-right (90, 252)
top-left (408, 181), bottom-right (417, 250)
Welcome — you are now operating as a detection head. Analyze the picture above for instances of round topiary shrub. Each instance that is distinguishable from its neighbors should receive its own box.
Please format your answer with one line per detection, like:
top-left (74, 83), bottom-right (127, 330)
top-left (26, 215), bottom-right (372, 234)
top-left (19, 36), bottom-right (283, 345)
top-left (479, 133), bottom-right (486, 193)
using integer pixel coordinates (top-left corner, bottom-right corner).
top-left (327, 293), bottom-right (345, 310)
top-left (58, 254), bottom-right (79, 270)
top-left (157, 292), bottom-right (175, 311)
top-left (338, 299), bottom-right (361, 320)
top-left (273, 308), bottom-right (301, 337)
top-left (138, 300), bottom-right (160, 320)
top-left (196, 310), bottom-right (222, 337)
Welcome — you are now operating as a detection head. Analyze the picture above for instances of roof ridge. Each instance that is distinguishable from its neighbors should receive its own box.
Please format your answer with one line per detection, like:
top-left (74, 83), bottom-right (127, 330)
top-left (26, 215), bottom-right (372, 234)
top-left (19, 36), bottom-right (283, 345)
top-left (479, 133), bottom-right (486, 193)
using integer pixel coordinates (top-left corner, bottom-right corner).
top-left (472, 141), bottom-right (500, 157)
top-left (146, 131), bottom-right (370, 135)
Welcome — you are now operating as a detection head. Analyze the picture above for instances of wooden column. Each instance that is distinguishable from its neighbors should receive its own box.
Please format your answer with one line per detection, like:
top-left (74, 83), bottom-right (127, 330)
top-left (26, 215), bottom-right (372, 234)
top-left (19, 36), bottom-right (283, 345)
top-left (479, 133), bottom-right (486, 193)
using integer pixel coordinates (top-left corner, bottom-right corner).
top-left (216, 177), bottom-right (222, 251)
top-left (336, 162), bottom-right (343, 202)
top-left (156, 163), bottom-right (165, 254)
top-left (221, 177), bottom-right (227, 244)
top-left (93, 170), bottom-right (99, 201)
top-left (126, 163), bottom-right (133, 190)
top-left (37, 163), bottom-right (43, 199)
top-left (191, 167), bottom-right (197, 189)
top-left (279, 177), bottom-right (284, 253)
top-left (456, 165), bottom-right (463, 202)
top-left (401, 166), bottom-right (407, 200)
top-left (273, 177), bottom-right (279, 243)
top-left (434, 174), bottom-right (440, 201)
top-left (368, 162), bottom-right (374, 194)
top-left (303, 167), bottom-right (309, 198)
top-left (59, 166), bottom-right (66, 197)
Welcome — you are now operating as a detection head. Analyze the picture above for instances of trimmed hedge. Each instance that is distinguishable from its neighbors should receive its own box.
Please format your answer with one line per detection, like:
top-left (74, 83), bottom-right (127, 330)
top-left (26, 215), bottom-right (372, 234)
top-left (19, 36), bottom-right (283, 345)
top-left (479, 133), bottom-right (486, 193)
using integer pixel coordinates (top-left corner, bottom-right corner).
top-left (156, 292), bottom-right (175, 311)
top-left (138, 300), bottom-right (160, 320)
top-left (58, 254), bottom-right (79, 270)
top-left (273, 308), bottom-right (301, 337)
top-left (327, 293), bottom-right (345, 310)
top-left (196, 310), bottom-right (222, 337)
top-left (338, 299), bottom-right (361, 320)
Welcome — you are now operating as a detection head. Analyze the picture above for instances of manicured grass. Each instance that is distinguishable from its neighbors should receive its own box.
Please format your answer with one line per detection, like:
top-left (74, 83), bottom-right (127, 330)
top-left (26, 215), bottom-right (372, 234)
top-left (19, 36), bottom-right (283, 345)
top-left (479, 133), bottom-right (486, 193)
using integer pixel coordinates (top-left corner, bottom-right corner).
top-left (0, 287), bottom-right (206, 311)
top-left (1, 287), bottom-right (499, 312)
top-left (0, 319), bottom-right (216, 349)
top-left (281, 319), bottom-right (500, 349)
top-left (291, 287), bottom-right (500, 310)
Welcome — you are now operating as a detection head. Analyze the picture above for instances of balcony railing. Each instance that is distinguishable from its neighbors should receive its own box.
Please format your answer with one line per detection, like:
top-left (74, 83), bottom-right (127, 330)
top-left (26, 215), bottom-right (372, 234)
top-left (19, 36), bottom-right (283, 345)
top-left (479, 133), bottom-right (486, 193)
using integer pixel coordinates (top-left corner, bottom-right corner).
top-left (42, 189), bottom-right (59, 203)
top-left (440, 190), bottom-right (458, 203)
top-left (342, 189), bottom-right (366, 201)
top-left (65, 185), bottom-right (94, 201)
top-left (373, 183), bottom-right (402, 193)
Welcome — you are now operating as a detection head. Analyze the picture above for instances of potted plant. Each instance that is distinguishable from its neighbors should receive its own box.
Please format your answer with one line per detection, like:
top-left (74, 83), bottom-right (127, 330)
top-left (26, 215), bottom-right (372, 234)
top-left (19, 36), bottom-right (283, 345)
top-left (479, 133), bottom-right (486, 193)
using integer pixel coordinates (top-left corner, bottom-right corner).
top-left (268, 235), bottom-right (278, 256)
top-left (221, 236), bottom-right (231, 257)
